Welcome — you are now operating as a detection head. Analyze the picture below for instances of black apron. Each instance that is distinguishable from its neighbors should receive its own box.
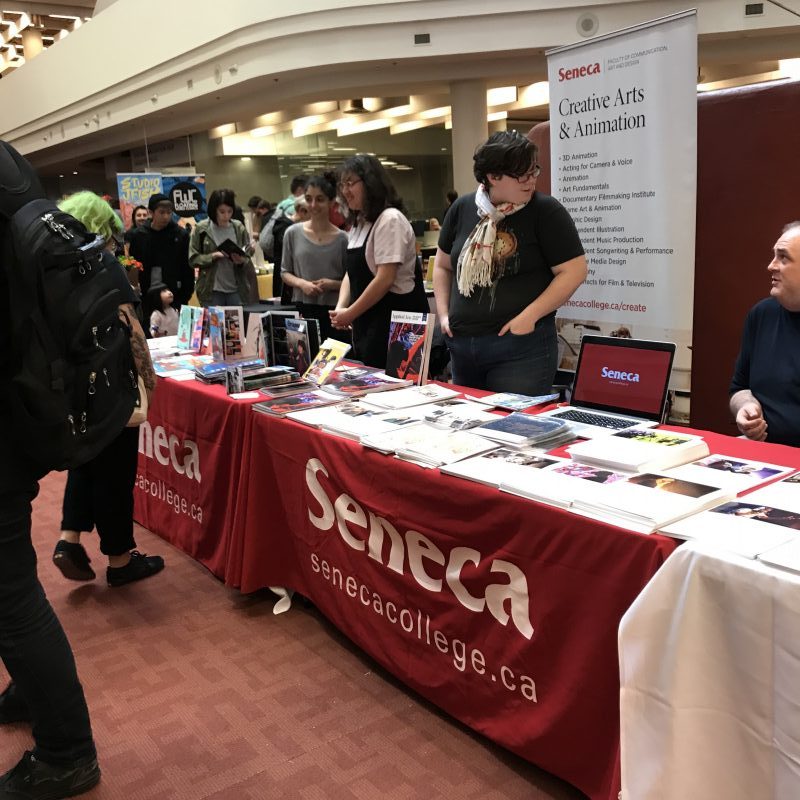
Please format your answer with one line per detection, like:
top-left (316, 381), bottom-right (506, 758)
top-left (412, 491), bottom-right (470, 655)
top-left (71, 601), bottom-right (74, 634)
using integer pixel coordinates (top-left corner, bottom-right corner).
top-left (346, 212), bottom-right (428, 369)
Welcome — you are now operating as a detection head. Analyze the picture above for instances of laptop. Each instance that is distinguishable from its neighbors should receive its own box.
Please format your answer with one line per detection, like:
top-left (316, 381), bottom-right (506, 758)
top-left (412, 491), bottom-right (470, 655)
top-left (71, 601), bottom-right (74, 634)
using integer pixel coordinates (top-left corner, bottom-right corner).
top-left (538, 335), bottom-right (676, 438)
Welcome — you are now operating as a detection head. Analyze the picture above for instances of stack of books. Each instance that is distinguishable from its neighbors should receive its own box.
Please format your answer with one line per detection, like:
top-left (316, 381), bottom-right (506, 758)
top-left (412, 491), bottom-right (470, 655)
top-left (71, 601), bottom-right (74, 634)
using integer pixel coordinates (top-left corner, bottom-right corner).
top-left (474, 413), bottom-right (574, 449)
top-left (360, 383), bottom-right (461, 411)
top-left (286, 400), bottom-right (426, 442)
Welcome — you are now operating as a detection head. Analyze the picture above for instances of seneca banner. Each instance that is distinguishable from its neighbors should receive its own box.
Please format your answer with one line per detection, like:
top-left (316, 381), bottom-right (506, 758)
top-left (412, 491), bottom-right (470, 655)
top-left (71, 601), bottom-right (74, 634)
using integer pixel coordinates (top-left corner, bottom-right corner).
top-left (547, 11), bottom-right (697, 395)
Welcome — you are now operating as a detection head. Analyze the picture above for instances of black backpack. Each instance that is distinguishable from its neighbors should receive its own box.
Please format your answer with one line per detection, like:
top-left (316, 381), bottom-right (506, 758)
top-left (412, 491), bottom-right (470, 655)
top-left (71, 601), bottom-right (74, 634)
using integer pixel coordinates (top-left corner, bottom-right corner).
top-left (0, 141), bottom-right (138, 472)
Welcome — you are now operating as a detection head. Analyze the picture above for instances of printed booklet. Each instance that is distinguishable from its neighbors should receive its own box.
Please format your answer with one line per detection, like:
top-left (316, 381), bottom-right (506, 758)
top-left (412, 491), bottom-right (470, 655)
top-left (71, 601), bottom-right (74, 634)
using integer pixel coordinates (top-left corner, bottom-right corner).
top-left (251, 390), bottom-right (341, 417)
top-left (661, 454), bottom-right (795, 495)
top-left (360, 383), bottom-right (461, 410)
top-left (442, 448), bottom-right (567, 488)
top-left (661, 498), bottom-right (800, 559)
top-left (385, 310), bottom-right (436, 385)
top-left (321, 369), bottom-right (412, 398)
top-left (286, 400), bottom-right (425, 442)
top-left (475, 412), bottom-right (572, 447)
top-left (177, 306), bottom-right (205, 352)
top-left (303, 338), bottom-right (352, 385)
top-left (395, 429), bottom-right (499, 468)
top-left (472, 392), bottom-right (560, 412)
top-left (500, 460), bottom-right (632, 510)
top-left (567, 427), bottom-right (709, 473)
top-left (571, 472), bottom-right (734, 534)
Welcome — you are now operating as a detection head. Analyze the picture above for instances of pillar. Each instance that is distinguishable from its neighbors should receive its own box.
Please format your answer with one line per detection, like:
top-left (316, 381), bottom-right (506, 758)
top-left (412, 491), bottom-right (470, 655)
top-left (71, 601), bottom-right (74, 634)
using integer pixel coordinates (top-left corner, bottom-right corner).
top-left (21, 28), bottom-right (43, 60)
top-left (449, 80), bottom-right (487, 196)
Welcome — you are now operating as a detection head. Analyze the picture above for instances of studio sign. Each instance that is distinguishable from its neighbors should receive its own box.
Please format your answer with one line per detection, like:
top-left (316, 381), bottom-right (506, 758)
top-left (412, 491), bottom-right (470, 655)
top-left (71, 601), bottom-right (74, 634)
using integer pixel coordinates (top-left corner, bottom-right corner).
top-left (306, 458), bottom-right (534, 639)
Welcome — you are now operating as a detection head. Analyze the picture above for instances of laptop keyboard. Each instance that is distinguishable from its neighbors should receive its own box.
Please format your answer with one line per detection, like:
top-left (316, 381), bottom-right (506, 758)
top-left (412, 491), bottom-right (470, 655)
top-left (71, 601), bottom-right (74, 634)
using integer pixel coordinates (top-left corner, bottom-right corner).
top-left (551, 409), bottom-right (634, 429)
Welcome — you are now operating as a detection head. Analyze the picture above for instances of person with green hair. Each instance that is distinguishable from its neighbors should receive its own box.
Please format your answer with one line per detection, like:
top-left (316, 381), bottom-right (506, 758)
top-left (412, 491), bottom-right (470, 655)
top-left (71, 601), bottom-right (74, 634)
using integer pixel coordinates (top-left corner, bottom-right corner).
top-left (51, 192), bottom-right (164, 588)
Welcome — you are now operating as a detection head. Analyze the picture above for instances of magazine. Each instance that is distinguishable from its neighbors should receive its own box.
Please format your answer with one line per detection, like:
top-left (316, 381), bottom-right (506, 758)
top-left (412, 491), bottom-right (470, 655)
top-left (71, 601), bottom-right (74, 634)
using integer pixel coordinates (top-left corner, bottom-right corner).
top-left (251, 390), bottom-right (341, 417)
top-left (474, 412), bottom-right (571, 446)
top-left (321, 371), bottom-right (412, 398)
top-left (177, 306), bottom-right (204, 352)
top-left (472, 392), bottom-right (560, 412)
top-left (395, 429), bottom-right (499, 468)
top-left (421, 400), bottom-right (499, 431)
top-left (222, 307), bottom-right (244, 359)
top-left (208, 307), bottom-right (225, 360)
top-left (385, 310), bottom-right (435, 385)
top-left (267, 309), bottom-right (300, 366)
top-left (303, 338), bottom-right (352, 385)
top-left (286, 401), bottom-right (425, 441)
top-left (567, 427), bottom-right (709, 473)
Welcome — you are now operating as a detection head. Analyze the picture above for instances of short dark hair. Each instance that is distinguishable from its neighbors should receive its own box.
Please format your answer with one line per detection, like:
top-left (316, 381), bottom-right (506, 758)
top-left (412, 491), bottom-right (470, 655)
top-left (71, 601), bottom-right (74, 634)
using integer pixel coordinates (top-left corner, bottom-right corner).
top-left (207, 188), bottom-right (237, 223)
top-left (304, 171), bottom-right (337, 201)
top-left (782, 221), bottom-right (800, 234)
top-left (247, 195), bottom-right (262, 209)
top-left (446, 190), bottom-right (458, 204)
top-left (257, 199), bottom-right (271, 211)
top-left (338, 154), bottom-right (404, 224)
top-left (473, 130), bottom-right (537, 188)
top-left (290, 175), bottom-right (308, 195)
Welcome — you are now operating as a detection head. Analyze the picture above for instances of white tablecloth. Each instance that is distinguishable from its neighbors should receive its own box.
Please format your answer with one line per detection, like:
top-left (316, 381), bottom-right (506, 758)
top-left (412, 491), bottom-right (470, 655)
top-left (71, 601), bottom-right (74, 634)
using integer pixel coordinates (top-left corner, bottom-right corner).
top-left (619, 542), bottom-right (800, 800)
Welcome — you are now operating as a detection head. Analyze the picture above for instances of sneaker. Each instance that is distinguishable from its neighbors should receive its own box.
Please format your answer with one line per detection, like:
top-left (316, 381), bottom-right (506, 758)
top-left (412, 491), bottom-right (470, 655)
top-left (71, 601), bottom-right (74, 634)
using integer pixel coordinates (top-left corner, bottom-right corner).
top-left (0, 683), bottom-right (29, 725)
top-left (106, 551), bottom-right (164, 587)
top-left (52, 541), bottom-right (95, 582)
top-left (0, 750), bottom-right (100, 799)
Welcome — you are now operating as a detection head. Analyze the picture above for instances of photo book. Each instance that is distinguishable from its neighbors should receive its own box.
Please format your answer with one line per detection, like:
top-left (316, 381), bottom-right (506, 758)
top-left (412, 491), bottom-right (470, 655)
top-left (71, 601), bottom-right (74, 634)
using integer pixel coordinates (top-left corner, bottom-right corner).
top-left (266, 309), bottom-right (300, 367)
top-left (285, 318), bottom-right (317, 377)
top-left (661, 454), bottom-right (796, 495)
top-left (207, 306), bottom-right (244, 361)
top-left (394, 429), bottom-right (499, 469)
top-left (385, 310), bottom-right (436, 385)
top-left (566, 427), bottom-right (709, 473)
top-left (321, 369), bottom-right (412, 398)
top-left (285, 400), bottom-right (425, 442)
top-left (571, 472), bottom-right (734, 534)
top-left (500, 460), bottom-right (631, 510)
top-left (303, 338), bottom-right (352, 385)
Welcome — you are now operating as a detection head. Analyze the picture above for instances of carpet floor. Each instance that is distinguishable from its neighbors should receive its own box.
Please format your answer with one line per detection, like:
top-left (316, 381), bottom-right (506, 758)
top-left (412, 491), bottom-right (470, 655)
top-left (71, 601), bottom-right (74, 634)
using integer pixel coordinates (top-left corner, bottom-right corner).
top-left (0, 471), bottom-right (587, 800)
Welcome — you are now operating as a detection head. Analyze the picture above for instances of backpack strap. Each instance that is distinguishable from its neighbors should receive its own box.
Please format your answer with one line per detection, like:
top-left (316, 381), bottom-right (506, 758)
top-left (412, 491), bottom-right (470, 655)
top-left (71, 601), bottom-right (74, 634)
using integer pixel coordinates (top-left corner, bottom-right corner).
top-left (0, 140), bottom-right (44, 219)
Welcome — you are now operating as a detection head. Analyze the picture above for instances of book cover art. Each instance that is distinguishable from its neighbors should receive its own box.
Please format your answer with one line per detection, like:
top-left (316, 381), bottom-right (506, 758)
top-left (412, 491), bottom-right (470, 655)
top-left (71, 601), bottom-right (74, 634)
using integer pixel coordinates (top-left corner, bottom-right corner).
top-left (478, 412), bottom-right (568, 441)
top-left (177, 306), bottom-right (194, 350)
top-left (189, 307), bottom-right (205, 352)
top-left (304, 338), bottom-right (351, 385)
top-left (208, 307), bottom-right (225, 361)
top-left (268, 310), bottom-right (300, 366)
top-left (285, 318), bottom-right (312, 376)
top-left (385, 311), bottom-right (434, 385)
top-left (222, 307), bottom-right (244, 359)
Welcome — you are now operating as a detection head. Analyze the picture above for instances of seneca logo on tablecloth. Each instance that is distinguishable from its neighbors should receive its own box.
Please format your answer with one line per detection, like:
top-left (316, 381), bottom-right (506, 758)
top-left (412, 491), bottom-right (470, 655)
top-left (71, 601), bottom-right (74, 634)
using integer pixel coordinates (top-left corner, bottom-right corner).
top-left (138, 422), bottom-right (201, 482)
top-left (305, 458), bottom-right (534, 640)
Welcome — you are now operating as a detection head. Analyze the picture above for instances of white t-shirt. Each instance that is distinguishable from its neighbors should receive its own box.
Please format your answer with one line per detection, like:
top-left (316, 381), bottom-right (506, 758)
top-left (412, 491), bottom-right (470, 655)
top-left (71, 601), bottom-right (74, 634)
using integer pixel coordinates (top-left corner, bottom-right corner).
top-left (347, 208), bottom-right (417, 294)
top-left (150, 307), bottom-right (179, 337)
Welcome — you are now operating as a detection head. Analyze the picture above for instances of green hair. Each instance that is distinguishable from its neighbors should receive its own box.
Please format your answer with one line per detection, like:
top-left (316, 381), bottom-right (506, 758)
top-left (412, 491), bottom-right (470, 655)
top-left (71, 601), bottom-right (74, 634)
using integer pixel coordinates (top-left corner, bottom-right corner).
top-left (58, 191), bottom-right (123, 242)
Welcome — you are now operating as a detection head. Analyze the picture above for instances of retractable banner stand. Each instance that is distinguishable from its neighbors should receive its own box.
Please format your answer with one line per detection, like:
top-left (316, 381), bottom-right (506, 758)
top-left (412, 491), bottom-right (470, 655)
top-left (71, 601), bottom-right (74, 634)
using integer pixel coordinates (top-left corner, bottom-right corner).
top-left (547, 11), bottom-right (697, 401)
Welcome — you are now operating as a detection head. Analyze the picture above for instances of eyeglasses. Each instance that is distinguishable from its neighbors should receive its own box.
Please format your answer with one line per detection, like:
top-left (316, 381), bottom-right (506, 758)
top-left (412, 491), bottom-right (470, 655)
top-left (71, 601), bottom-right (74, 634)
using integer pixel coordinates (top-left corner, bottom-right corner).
top-left (338, 178), bottom-right (363, 190)
top-left (510, 166), bottom-right (541, 183)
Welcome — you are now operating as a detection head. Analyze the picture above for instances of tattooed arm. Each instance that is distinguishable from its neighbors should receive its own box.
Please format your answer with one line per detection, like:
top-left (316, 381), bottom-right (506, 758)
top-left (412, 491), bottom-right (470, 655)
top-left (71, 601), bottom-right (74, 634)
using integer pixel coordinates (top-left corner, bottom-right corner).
top-left (120, 304), bottom-right (157, 397)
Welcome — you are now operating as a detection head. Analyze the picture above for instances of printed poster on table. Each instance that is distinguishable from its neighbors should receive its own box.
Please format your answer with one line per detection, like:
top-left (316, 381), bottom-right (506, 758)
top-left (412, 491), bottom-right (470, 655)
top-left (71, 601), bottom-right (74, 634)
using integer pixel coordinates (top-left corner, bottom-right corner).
top-left (547, 10), bottom-right (697, 395)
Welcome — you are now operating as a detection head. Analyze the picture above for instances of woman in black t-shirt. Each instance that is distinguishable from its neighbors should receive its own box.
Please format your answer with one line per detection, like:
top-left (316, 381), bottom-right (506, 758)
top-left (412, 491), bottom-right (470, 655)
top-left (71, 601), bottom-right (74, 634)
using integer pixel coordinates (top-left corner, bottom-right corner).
top-left (433, 131), bottom-right (587, 394)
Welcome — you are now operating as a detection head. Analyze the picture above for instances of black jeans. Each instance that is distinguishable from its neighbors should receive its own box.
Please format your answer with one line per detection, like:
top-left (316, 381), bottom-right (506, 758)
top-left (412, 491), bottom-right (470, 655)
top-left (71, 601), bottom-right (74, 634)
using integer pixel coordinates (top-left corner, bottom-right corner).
top-left (0, 450), bottom-right (96, 765)
top-left (61, 426), bottom-right (139, 557)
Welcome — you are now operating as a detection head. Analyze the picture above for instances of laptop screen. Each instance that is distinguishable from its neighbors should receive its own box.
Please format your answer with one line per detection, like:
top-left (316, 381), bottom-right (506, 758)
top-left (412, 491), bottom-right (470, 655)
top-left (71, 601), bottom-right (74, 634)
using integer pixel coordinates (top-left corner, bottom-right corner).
top-left (571, 336), bottom-right (676, 421)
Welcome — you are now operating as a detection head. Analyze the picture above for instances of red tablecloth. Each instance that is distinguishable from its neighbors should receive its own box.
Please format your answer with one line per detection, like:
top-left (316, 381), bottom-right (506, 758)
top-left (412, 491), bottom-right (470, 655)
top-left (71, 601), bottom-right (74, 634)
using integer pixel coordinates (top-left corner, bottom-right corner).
top-left (136, 378), bottom-right (800, 800)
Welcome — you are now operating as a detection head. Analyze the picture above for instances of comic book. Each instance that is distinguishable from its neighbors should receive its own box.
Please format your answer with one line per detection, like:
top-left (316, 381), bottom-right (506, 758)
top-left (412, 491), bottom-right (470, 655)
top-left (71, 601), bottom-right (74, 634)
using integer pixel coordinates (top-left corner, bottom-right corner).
top-left (385, 311), bottom-right (435, 385)
top-left (303, 338), bottom-right (351, 385)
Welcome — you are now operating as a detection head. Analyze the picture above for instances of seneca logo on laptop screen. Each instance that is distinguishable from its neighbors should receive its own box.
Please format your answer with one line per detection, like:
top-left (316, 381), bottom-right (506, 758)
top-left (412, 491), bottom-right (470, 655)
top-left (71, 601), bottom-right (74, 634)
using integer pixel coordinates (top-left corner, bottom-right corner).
top-left (572, 342), bottom-right (673, 416)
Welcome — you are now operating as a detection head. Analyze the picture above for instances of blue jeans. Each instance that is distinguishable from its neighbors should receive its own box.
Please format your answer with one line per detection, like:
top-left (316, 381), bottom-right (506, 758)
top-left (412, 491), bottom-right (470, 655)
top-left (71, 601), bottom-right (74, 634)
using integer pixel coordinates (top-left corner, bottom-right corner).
top-left (207, 291), bottom-right (242, 307)
top-left (447, 316), bottom-right (557, 394)
top-left (0, 450), bottom-right (95, 765)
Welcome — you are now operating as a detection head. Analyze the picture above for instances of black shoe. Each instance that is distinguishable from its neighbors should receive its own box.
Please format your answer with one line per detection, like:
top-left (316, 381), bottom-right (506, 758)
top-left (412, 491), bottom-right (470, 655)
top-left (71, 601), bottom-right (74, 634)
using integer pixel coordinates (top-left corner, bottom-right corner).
top-left (106, 551), bottom-right (164, 587)
top-left (0, 683), bottom-right (29, 725)
top-left (52, 542), bottom-right (95, 582)
top-left (0, 750), bottom-right (100, 799)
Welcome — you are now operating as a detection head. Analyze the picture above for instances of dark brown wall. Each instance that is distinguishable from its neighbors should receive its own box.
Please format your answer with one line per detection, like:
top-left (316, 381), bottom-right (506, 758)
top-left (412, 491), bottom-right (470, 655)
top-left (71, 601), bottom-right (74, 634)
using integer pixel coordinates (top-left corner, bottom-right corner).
top-left (530, 80), bottom-right (800, 434)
